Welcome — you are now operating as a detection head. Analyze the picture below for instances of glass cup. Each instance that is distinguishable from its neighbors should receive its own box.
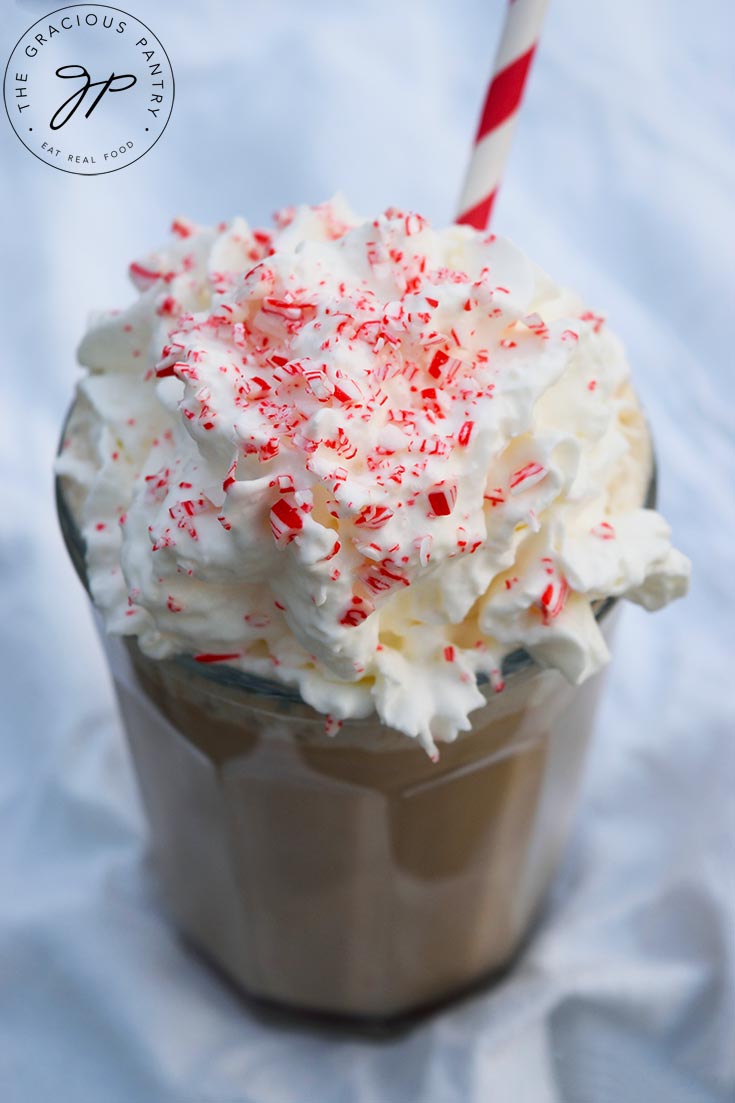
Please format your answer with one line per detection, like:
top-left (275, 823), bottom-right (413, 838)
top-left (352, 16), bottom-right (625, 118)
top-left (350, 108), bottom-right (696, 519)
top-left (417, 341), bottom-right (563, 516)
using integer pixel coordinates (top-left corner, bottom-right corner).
top-left (57, 443), bottom-right (653, 1021)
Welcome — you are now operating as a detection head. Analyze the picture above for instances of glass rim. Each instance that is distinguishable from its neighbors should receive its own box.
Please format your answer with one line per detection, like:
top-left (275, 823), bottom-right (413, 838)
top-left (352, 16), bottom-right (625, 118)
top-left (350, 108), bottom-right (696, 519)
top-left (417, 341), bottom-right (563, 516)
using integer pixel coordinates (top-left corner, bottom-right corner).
top-left (55, 406), bottom-right (657, 703)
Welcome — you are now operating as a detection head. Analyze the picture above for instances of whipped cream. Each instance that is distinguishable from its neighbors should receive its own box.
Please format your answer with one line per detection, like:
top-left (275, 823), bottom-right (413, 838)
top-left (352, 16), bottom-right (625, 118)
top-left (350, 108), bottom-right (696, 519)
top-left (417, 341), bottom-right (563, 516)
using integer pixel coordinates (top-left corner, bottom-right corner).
top-left (58, 197), bottom-right (690, 751)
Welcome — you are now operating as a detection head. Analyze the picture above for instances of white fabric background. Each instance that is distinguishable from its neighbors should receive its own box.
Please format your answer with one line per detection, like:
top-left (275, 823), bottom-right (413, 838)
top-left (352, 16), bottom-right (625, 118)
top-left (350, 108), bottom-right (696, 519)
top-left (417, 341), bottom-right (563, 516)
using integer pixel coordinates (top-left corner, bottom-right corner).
top-left (1, 1), bottom-right (733, 1100)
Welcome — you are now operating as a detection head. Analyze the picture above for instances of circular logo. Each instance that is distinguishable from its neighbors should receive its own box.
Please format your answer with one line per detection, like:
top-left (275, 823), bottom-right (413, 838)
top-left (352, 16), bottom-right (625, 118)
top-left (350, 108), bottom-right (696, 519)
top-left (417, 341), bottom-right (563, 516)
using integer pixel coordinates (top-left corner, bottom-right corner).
top-left (3, 4), bottom-right (174, 175)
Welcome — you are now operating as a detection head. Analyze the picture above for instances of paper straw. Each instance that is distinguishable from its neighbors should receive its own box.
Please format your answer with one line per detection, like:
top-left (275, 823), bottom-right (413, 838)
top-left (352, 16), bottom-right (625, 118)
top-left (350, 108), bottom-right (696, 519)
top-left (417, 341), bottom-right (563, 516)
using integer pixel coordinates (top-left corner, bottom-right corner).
top-left (456, 0), bottom-right (549, 230)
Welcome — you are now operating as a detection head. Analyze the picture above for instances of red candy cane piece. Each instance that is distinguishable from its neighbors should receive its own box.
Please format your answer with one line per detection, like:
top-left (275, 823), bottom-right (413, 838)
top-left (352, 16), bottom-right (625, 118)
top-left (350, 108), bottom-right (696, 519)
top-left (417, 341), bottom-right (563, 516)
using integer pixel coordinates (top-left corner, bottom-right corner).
top-left (339, 594), bottom-right (375, 628)
top-left (523, 312), bottom-right (549, 338)
top-left (273, 474), bottom-right (295, 494)
top-left (171, 217), bottom-right (195, 238)
top-left (539, 576), bottom-right (569, 624)
top-left (155, 360), bottom-right (188, 379)
top-left (321, 540), bottom-right (341, 562)
top-left (428, 350), bottom-right (449, 378)
top-left (484, 487), bottom-right (506, 507)
top-left (222, 458), bottom-right (238, 491)
top-left (269, 497), bottom-right (305, 546)
top-left (427, 482), bottom-right (458, 518)
top-left (457, 421), bottom-right (474, 447)
top-left (355, 504), bottom-right (394, 529)
top-left (417, 534), bottom-right (433, 566)
top-left (129, 261), bottom-right (162, 288)
top-left (261, 298), bottom-right (314, 321)
top-left (509, 462), bottom-right (546, 494)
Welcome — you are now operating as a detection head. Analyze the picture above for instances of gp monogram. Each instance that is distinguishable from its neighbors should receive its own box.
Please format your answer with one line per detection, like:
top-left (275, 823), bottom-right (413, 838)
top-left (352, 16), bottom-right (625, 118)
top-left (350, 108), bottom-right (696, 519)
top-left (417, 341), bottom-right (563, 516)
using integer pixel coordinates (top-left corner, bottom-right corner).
top-left (3, 5), bottom-right (174, 175)
top-left (49, 64), bottom-right (138, 131)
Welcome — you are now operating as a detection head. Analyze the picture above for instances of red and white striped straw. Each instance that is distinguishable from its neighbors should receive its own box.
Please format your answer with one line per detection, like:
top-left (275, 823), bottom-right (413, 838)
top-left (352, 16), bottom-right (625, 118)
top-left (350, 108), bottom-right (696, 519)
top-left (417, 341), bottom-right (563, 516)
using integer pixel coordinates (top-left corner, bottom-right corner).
top-left (456, 0), bottom-right (549, 230)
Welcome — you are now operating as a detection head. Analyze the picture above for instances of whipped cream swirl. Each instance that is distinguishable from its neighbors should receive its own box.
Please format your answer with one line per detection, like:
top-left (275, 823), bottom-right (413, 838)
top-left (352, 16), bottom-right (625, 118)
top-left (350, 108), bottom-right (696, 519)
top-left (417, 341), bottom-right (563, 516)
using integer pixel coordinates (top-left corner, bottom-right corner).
top-left (58, 197), bottom-right (690, 750)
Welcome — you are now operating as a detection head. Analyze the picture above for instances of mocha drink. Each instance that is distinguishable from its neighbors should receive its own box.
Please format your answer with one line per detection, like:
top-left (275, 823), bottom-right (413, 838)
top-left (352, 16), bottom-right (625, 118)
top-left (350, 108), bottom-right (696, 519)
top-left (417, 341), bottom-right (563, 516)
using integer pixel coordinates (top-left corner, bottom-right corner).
top-left (57, 199), bottom-right (688, 1017)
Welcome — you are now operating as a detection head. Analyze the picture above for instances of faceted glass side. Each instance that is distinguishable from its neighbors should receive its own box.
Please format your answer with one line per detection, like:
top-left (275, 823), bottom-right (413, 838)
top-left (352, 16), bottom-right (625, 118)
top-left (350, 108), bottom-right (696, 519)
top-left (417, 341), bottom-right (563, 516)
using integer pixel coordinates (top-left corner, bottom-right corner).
top-left (104, 629), bottom-right (609, 1019)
